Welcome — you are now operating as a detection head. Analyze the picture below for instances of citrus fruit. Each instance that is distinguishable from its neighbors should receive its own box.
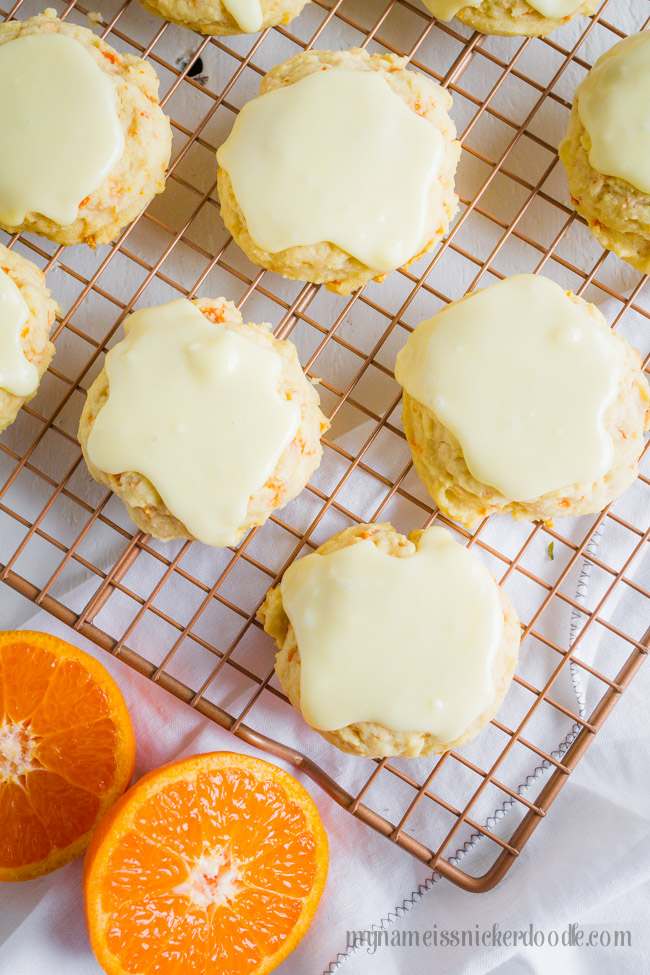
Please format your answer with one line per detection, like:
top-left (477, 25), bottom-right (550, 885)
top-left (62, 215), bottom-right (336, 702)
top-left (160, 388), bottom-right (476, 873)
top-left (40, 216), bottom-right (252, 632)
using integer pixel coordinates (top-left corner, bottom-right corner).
top-left (0, 630), bottom-right (135, 881)
top-left (83, 752), bottom-right (329, 975)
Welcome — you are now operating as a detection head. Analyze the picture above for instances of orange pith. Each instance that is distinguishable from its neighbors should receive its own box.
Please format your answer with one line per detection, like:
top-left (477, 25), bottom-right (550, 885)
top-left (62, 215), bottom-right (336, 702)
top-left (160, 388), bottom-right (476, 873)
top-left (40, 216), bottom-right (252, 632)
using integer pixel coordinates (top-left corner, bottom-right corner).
top-left (83, 752), bottom-right (329, 975)
top-left (0, 630), bottom-right (136, 881)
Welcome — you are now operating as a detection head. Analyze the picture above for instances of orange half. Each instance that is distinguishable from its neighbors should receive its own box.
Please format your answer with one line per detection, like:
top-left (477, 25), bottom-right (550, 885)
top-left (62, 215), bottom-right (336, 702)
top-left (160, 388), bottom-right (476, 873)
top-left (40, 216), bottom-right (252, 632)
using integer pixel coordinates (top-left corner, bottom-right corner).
top-left (83, 752), bottom-right (329, 975)
top-left (0, 630), bottom-right (135, 881)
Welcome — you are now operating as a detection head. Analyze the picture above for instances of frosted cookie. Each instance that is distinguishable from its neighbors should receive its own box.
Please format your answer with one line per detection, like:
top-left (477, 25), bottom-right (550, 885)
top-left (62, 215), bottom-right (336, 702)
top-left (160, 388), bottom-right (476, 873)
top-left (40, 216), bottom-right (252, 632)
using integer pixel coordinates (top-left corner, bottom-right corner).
top-left (217, 49), bottom-right (460, 296)
top-left (78, 297), bottom-right (328, 547)
top-left (0, 12), bottom-right (172, 247)
top-left (138, 0), bottom-right (309, 35)
top-left (559, 32), bottom-right (650, 275)
top-left (0, 245), bottom-right (58, 433)
top-left (395, 275), bottom-right (650, 528)
top-left (259, 523), bottom-right (520, 758)
top-left (422, 0), bottom-right (596, 36)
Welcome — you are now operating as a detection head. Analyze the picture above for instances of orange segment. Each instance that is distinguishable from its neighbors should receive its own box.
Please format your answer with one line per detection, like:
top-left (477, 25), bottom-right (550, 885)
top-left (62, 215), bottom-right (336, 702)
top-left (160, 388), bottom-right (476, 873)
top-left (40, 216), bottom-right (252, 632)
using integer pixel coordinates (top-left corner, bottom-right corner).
top-left (34, 717), bottom-right (119, 793)
top-left (84, 753), bottom-right (328, 975)
top-left (25, 769), bottom-right (100, 849)
top-left (104, 833), bottom-right (189, 910)
top-left (133, 780), bottom-right (203, 863)
top-left (105, 893), bottom-right (195, 974)
top-left (0, 779), bottom-right (51, 868)
top-left (231, 889), bottom-right (303, 955)
top-left (30, 657), bottom-right (111, 736)
top-left (243, 829), bottom-right (318, 898)
top-left (209, 904), bottom-right (262, 975)
top-left (1, 638), bottom-right (57, 724)
top-left (0, 631), bottom-right (135, 881)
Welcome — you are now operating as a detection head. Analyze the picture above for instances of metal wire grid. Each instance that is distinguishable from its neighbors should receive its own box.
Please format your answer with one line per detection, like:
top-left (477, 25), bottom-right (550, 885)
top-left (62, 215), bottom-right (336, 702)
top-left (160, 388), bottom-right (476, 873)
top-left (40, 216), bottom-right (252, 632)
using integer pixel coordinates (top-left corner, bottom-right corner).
top-left (0, 0), bottom-right (648, 893)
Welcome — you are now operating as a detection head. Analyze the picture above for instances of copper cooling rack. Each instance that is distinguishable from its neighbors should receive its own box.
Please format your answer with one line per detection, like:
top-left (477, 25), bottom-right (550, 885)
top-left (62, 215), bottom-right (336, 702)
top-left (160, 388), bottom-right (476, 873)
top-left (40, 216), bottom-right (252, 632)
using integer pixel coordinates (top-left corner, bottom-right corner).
top-left (1, 0), bottom-right (649, 893)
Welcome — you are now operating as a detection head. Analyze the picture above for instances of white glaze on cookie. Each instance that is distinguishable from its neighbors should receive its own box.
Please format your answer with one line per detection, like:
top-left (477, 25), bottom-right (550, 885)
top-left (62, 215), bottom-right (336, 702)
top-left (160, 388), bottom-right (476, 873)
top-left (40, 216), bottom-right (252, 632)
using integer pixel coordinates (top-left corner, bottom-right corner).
top-left (395, 275), bottom-right (626, 502)
top-left (577, 32), bottom-right (650, 196)
top-left (0, 267), bottom-right (37, 397)
top-left (217, 68), bottom-right (444, 272)
top-left (222, 0), bottom-right (263, 31)
top-left (86, 299), bottom-right (300, 547)
top-left (422, 0), bottom-right (583, 20)
top-left (0, 33), bottom-right (124, 227)
top-left (280, 526), bottom-right (503, 740)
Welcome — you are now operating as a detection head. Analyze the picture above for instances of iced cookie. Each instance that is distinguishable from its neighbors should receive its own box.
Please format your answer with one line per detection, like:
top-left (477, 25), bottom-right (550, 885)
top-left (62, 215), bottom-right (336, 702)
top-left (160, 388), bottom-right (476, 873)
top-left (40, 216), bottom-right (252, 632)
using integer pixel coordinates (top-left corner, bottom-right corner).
top-left (559, 32), bottom-right (650, 275)
top-left (217, 49), bottom-right (460, 296)
top-left (0, 245), bottom-right (58, 433)
top-left (78, 297), bottom-right (329, 547)
top-left (0, 11), bottom-right (172, 247)
top-left (422, 0), bottom-right (597, 36)
top-left (138, 0), bottom-right (309, 35)
top-left (259, 522), bottom-right (520, 758)
top-left (395, 274), bottom-right (650, 528)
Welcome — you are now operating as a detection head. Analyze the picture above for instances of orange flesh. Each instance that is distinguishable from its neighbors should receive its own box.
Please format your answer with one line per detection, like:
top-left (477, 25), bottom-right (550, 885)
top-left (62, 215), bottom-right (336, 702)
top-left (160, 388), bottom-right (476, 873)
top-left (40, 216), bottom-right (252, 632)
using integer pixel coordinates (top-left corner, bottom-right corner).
top-left (84, 755), bottom-right (328, 975)
top-left (0, 631), bottom-right (135, 880)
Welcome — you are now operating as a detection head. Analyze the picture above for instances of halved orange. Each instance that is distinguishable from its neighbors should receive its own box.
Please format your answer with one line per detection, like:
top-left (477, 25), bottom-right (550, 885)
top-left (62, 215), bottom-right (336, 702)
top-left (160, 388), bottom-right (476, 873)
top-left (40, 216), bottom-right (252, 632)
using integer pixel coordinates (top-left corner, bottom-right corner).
top-left (83, 752), bottom-right (329, 975)
top-left (0, 630), bottom-right (135, 881)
